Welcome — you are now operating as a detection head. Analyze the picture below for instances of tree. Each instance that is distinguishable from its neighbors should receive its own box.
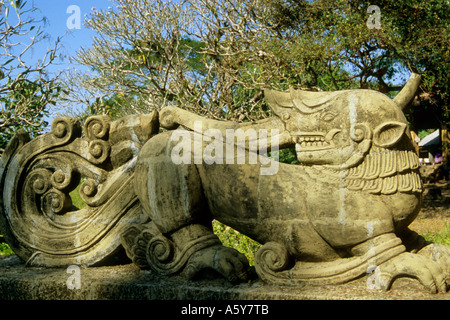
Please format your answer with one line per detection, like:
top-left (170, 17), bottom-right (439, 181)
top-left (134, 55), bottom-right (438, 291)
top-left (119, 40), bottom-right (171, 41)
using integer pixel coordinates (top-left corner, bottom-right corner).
top-left (263, 0), bottom-right (449, 125)
top-left (69, 0), bottom-right (297, 121)
top-left (0, 0), bottom-right (63, 154)
top-left (69, 0), bottom-right (448, 127)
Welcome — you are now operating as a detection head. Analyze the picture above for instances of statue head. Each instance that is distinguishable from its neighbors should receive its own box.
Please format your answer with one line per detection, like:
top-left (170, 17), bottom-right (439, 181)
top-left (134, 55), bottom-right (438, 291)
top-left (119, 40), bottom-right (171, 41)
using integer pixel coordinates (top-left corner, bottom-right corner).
top-left (265, 74), bottom-right (421, 169)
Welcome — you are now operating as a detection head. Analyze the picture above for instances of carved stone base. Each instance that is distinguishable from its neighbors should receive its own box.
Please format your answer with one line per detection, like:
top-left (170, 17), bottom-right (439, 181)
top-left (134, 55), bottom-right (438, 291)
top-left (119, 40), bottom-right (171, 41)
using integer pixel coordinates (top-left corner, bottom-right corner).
top-left (0, 255), bottom-right (448, 300)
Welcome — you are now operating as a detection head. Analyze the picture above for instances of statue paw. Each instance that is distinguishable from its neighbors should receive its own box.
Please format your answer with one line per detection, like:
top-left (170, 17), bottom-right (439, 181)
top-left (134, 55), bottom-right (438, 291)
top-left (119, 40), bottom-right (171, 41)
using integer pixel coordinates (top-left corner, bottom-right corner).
top-left (184, 245), bottom-right (250, 284)
top-left (377, 252), bottom-right (448, 293)
top-left (417, 243), bottom-right (450, 274)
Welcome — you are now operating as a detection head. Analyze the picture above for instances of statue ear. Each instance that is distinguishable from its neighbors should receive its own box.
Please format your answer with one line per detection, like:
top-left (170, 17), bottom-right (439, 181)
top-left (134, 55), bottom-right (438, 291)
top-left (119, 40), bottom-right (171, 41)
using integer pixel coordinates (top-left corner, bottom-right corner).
top-left (373, 121), bottom-right (407, 148)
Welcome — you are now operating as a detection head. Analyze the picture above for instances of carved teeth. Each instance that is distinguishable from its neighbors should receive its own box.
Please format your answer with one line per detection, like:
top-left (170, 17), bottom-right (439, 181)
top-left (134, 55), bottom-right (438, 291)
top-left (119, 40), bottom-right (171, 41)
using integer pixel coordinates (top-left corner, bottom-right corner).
top-left (301, 140), bottom-right (329, 147)
top-left (295, 135), bottom-right (331, 151)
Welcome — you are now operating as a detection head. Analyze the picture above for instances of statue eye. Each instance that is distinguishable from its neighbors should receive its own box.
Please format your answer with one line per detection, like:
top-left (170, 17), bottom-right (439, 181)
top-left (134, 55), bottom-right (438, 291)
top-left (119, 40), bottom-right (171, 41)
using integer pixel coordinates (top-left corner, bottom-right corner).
top-left (321, 112), bottom-right (337, 122)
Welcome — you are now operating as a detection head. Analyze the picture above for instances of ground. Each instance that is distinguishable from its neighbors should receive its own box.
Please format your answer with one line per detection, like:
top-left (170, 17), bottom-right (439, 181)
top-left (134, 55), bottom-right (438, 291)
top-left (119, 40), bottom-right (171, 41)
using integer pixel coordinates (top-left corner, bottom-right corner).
top-left (409, 180), bottom-right (450, 244)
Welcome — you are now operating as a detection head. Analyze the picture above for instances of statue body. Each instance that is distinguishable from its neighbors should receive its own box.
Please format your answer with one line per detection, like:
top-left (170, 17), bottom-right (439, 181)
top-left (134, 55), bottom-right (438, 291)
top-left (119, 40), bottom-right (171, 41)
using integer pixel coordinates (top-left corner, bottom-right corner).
top-left (1, 73), bottom-right (449, 292)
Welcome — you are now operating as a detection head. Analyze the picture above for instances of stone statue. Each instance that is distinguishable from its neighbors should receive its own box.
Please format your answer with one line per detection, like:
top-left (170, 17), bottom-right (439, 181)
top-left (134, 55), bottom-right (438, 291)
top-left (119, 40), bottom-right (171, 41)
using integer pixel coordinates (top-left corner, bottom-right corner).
top-left (1, 73), bottom-right (448, 293)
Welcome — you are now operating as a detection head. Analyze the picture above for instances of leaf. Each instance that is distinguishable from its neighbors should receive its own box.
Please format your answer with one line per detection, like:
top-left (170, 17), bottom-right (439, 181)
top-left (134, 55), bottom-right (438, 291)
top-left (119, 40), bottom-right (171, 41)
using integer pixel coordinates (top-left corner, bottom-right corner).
top-left (2, 58), bottom-right (14, 66)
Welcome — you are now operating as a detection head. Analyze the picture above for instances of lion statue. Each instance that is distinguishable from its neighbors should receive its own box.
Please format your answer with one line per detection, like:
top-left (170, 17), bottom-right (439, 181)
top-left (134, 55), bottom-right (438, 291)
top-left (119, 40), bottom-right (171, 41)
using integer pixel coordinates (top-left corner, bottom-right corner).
top-left (1, 73), bottom-right (448, 293)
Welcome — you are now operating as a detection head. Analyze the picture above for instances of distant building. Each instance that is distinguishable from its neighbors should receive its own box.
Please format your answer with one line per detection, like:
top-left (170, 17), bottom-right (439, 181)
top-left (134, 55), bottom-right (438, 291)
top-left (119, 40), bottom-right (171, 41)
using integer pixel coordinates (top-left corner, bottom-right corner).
top-left (418, 129), bottom-right (441, 164)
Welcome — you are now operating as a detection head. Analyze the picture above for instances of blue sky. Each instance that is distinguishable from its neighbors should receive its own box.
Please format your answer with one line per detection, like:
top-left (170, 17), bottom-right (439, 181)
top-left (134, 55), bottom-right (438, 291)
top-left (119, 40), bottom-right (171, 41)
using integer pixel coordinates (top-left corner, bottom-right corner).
top-left (29, 0), bottom-right (112, 71)
top-left (21, 1), bottom-right (114, 124)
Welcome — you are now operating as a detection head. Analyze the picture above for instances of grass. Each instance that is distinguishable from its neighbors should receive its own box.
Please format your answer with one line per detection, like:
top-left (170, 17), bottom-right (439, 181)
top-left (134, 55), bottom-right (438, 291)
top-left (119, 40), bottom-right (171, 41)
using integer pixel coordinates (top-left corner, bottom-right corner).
top-left (419, 222), bottom-right (450, 246)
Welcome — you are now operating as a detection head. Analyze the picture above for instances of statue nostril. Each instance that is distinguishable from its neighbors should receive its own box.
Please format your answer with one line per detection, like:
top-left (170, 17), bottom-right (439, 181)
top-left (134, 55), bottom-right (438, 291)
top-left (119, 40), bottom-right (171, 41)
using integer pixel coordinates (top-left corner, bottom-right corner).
top-left (282, 113), bottom-right (290, 121)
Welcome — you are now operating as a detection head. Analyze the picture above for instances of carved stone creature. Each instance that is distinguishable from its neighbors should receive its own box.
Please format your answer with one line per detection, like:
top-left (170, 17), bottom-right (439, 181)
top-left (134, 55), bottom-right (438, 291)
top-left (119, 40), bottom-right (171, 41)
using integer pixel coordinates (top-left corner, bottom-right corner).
top-left (0, 113), bottom-right (158, 266)
top-left (129, 73), bottom-right (449, 293)
top-left (1, 73), bottom-right (449, 293)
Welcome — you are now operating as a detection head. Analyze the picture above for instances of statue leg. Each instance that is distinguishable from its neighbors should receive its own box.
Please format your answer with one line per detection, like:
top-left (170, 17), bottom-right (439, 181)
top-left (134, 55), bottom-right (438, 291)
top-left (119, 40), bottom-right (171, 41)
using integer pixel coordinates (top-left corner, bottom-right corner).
top-left (348, 233), bottom-right (448, 293)
top-left (337, 195), bottom-right (447, 293)
top-left (134, 131), bottom-right (208, 233)
top-left (132, 131), bottom-right (249, 283)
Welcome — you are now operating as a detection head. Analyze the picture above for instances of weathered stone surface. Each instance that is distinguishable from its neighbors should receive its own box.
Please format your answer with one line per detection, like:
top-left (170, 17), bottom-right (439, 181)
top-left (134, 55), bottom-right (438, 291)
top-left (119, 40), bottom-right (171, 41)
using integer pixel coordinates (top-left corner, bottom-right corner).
top-left (128, 72), bottom-right (449, 293)
top-left (0, 255), bottom-right (448, 300)
top-left (1, 72), bottom-right (449, 296)
top-left (0, 113), bottom-right (157, 267)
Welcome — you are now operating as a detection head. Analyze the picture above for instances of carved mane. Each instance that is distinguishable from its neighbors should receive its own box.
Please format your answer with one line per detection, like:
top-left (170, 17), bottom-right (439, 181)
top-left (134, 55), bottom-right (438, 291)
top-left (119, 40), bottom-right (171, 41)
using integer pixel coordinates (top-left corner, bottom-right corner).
top-left (305, 149), bottom-right (422, 195)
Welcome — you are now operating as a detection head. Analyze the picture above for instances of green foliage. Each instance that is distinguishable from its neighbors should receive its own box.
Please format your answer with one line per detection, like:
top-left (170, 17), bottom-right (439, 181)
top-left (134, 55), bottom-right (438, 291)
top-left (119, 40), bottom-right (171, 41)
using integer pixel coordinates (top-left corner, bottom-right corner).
top-left (129, 37), bottom-right (209, 76)
top-left (75, 95), bottom-right (128, 124)
top-left (265, 0), bottom-right (450, 126)
top-left (70, 183), bottom-right (86, 210)
top-left (75, 0), bottom-right (449, 131)
top-left (212, 220), bottom-right (261, 266)
top-left (420, 223), bottom-right (450, 247)
top-left (0, 78), bottom-right (60, 150)
top-left (0, 0), bottom-right (62, 152)
top-left (418, 129), bottom-right (436, 140)
top-left (0, 241), bottom-right (14, 255)
top-left (270, 148), bottom-right (299, 165)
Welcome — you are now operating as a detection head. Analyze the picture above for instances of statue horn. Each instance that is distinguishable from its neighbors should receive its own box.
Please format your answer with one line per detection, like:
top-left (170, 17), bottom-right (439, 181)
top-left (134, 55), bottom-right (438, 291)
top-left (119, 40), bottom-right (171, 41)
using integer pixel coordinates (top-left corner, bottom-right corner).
top-left (393, 73), bottom-right (421, 110)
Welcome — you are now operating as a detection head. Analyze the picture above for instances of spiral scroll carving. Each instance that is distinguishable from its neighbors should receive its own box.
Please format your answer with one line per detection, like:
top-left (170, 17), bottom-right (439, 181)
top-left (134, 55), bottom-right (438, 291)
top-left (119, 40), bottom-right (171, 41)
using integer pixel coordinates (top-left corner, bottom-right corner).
top-left (84, 116), bottom-right (111, 141)
top-left (255, 242), bottom-right (291, 274)
top-left (28, 169), bottom-right (52, 195)
top-left (42, 189), bottom-right (72, 215)
top-left (350, 123), bottom-right (371, 143)
top-left (147, 235), bottom-right (175, 266)
top-left (88, 140), bottom-right (111, 165)
top-left (50, 169), bottom-right (74, 191)
top-left (51, 117), bottom-right (81, 142)
top-left (79, 178), bottom-right (98, 205)
top-left (0, 115), bottom-right (150, 267)
top-left (121, 225), bottom-right (222, 276)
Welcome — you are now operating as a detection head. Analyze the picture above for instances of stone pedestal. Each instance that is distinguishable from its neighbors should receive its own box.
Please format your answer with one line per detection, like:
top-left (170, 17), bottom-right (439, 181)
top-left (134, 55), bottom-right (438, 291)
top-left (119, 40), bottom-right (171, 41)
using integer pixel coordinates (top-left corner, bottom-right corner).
top-left (1, 255), bottom-right (448, 301)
